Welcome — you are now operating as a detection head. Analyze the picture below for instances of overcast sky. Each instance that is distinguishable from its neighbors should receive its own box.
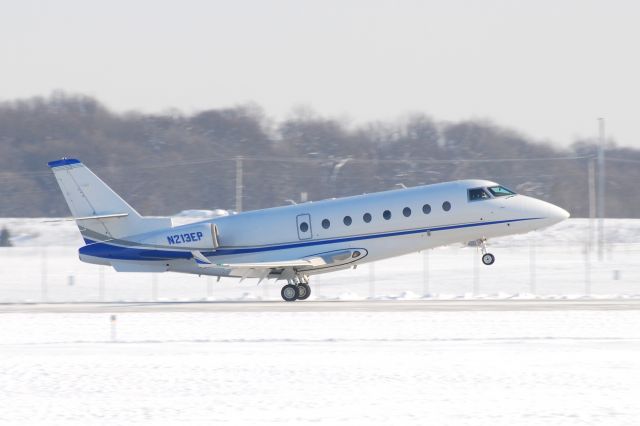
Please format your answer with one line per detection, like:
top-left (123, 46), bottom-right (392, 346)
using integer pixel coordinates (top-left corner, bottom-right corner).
top-left (2, 0), bottom-right (638, 147)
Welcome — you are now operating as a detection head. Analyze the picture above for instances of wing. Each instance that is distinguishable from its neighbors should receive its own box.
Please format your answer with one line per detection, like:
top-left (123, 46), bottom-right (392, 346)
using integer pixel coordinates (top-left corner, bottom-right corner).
top-left (191, 248), bottom-right (366, 281)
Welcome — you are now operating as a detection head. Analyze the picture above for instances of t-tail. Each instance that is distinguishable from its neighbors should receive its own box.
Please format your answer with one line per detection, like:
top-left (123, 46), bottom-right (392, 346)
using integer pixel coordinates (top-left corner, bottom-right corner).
top-left (47, 158), bottom-right (171, 244)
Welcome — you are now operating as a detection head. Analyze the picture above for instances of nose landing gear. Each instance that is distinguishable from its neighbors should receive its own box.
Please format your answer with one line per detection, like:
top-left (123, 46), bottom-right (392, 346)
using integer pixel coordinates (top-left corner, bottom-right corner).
top-left (477, 238), bottom-right (495, 265)
top-left (280, 275), bottom-right (311, 302)
top-left (482, 253), bottom-right (495, 265)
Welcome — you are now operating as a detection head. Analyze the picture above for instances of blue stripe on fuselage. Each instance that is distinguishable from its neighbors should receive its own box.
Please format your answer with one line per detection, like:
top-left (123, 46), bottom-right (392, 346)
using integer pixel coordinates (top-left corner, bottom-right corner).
top-left (79, 217), bottom-right (542, 261)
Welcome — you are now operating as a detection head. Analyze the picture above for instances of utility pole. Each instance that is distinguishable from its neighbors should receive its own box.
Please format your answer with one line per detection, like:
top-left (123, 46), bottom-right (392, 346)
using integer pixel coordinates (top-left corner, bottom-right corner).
top-left (235, 156), bottom-right (243, 213)
top-left (529, 239), bottom-right (536, 295)
top-left (586, 158), bottom-right (596, 291)
top-left (473, 250), bottom-right (479, 296)
top-left (588, 158), bottom-right (596, 248)
top-left (99, 266), bottom-right (105, 301)
top-left (206, 275), bottom-right (213, 299)
top-left (151, 274), bottom-right (158, 301)
top-left (40, 248), bottom-right (48, 302)
top-left (368, 262), bottom-right (375, 299)
top-left (597, 118), bottom-right (605, 261)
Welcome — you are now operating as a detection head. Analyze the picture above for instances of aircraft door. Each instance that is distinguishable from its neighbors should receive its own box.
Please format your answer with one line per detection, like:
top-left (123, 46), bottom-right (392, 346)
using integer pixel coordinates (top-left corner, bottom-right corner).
top-left (296, 214), bottom-right (313, 240)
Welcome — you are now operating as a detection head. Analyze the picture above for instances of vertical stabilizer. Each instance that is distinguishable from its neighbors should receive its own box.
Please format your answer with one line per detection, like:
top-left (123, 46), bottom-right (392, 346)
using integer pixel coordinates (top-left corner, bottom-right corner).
top-left (48, 158), bottom-right (171, 242)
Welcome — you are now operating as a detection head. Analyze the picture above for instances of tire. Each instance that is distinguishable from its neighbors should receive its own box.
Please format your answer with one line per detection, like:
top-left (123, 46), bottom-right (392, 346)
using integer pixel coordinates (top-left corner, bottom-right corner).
top-left (297, 283), bottom-right (311, 300)
top-left (482, 253), bottom-right (495, 265)
top-left (281, 284), bottom-right (299, 302)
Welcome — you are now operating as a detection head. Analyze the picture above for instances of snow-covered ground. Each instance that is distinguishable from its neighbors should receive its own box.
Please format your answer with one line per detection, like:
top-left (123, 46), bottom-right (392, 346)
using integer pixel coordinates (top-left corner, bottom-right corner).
top-left (0, 217), bottom-right (639, 302)
top-left (2, 216), bottom-right (640, 425)
top-left (1, 310), bottom-right (640, 425)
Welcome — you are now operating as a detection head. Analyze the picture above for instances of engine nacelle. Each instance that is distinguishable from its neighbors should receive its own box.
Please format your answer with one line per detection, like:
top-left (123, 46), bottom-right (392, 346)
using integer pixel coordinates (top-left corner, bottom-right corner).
top-left (134, 222), bottom-right (220, 250)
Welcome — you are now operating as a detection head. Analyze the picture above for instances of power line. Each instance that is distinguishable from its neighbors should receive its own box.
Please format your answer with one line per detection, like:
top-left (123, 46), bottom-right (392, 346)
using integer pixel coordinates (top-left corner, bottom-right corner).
top-left (606, 157), bottom-right (640, 164)
top-left (0, 154), bottom-right (592, 178)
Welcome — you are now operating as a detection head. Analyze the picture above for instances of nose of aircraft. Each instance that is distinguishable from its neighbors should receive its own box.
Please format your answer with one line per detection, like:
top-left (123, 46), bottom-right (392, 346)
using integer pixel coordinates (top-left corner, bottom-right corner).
top-left (535, 199), bottom-right (570, 226)
top-left (513, 195), bottom-right (569, 228)
top-left (549, 204), bottom-right (570, 223)
top-left (501, 195), bottom-right (570, 231)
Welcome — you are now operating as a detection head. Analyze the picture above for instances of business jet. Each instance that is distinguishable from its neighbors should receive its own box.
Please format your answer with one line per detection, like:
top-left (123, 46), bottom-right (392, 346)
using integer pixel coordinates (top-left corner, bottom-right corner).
top-left (48, 158), bottom-right (569, 301)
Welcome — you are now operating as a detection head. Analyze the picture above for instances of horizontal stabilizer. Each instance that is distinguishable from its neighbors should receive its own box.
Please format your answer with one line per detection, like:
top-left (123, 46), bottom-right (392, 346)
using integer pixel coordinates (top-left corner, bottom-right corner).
top-left (75, 213), bottom-right (129, 221)
top-left (41, 214), bottom-right (127, 222)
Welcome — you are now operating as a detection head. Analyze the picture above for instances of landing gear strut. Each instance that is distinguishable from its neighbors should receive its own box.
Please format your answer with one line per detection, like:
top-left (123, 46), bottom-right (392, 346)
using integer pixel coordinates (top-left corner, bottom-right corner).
top-left (280, 276), bottom-right (311, 302)
top-left (477, 238), bottom-right (495, 266)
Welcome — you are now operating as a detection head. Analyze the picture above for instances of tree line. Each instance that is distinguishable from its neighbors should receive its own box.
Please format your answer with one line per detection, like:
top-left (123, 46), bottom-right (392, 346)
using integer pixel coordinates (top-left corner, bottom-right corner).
top-left (0, 93), bottom-right (638, 218)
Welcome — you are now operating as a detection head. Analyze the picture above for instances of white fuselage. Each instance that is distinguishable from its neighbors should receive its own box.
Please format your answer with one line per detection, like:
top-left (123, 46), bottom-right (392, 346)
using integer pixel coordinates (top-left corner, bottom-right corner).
top-left (80, 179), bottom-right (569, 279)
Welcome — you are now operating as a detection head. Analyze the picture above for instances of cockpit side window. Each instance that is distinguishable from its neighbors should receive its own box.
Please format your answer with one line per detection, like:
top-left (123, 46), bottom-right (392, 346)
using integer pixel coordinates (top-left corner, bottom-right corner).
top-left (468, 187), bottom-right (490, 201)
top-left (488, 186), bottom-right (516, 197)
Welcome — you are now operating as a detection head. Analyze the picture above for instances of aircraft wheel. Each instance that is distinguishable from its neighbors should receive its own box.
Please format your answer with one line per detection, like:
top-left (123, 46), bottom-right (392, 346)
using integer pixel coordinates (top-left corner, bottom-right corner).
top-left (482, 253), bottom-right (495, 265)
top-left (297, 283), bottom-right (311, 300)
top-left (281, 284), bottom-right (299, 302)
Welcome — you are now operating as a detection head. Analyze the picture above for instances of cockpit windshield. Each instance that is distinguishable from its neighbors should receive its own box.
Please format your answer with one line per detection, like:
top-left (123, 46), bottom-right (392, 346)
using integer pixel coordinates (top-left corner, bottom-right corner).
top-left (468, 185), bottom-right (517, 201)
top-left (468, 188), bottom-right (490, 201)
top-left (487, 186), bottom-right (516, 197)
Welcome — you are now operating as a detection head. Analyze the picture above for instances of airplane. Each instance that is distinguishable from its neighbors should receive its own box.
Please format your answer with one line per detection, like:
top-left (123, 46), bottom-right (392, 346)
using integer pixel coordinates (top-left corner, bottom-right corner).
top-left (48, 158), bottom-right (570, 302)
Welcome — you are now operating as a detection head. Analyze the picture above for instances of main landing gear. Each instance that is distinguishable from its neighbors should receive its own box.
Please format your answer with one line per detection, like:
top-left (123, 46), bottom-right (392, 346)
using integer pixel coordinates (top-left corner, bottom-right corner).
top-left (477, 238), bottom-right (496, 266)
top-left (281, 276), bottom-right (311, 302)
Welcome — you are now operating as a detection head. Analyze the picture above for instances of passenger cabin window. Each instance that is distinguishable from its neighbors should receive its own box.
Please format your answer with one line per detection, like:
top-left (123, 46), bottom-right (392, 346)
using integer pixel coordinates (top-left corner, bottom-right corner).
top-left (322, 219), bottom-right (331, 229)
top-left (343, 216), bottom-right (352, 226)
top-left (442, 201), bottom-right (451, 211)
top-left (299, 222), bottom-right (309, 232)
top-left (468, 187), bottom-right (490, 201)
top-left (383, 210), bottom-right (391, 220)
top-left (363, 213), bottom-right (372, 223)
top-left (422, 204), bottom-right (431, 214)
top-left (403, 207), bottom-right (411, 217)
top-left (488, 186), bottom-right (516, 197)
